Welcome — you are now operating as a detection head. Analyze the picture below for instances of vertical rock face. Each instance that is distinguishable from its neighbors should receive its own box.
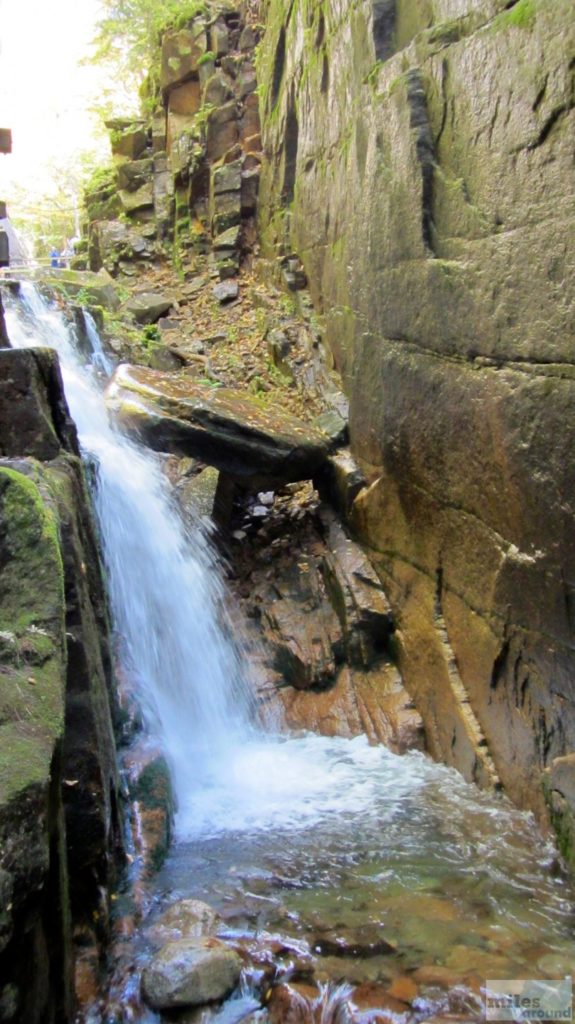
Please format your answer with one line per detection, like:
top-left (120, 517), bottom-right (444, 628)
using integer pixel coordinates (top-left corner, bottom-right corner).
top-left (257, 0), bottom-right (575, 845)
top-left (0, 347), bottom-right (121, 1021)
top-left (86, 3), bottom-right (262, 281)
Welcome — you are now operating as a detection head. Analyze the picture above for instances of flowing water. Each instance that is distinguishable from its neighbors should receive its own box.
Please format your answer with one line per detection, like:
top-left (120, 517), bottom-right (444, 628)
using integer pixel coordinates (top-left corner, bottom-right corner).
top-left (3, 283), bottom-right (574, 1021)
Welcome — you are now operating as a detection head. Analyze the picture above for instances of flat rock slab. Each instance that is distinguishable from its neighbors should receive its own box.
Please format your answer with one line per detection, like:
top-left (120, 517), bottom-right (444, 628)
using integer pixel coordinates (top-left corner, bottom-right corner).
top-left (106, 365), bottom-right (332, 483)
top-left (141, 938), bottom-right (241, 1009)
top-left (126, 292), bottom-right (175, 324)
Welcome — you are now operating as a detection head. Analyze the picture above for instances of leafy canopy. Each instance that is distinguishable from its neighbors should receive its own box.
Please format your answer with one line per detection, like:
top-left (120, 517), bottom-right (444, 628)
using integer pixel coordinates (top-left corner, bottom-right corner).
top-left (91, 0), bottom-right (207, 88)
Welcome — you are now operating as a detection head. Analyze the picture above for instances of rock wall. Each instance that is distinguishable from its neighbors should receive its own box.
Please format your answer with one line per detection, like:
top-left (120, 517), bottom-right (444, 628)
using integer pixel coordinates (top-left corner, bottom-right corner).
top-left (84, 2), bottom-right (262, 290)
top-left (257, 0), bottom-right (575, 854)
top-left (0, 347), bottom-right (121, 1022)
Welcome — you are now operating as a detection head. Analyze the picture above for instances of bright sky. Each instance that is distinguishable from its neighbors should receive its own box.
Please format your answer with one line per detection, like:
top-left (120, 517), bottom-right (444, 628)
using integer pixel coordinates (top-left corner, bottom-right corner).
top-left (0, 0), bottom-right (130, 218)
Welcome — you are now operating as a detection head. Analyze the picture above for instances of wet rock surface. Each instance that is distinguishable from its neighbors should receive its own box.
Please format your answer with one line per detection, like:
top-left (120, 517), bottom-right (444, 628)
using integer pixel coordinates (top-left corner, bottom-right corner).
top-left (257, 0), bottom-right (575, 832)
top-left (141, 937), bottom-right (242, 1009)
top-left (220, 481), bottom-right (424, 751)
top-left (0, 346), bottom-right (120, 1023)
top-left (106, 365), bottom-right (333, 484)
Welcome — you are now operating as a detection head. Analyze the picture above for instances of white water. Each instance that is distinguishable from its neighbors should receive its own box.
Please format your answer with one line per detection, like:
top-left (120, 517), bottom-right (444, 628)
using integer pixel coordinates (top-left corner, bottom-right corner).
top-left (5, 283), bottom-right (256, 828)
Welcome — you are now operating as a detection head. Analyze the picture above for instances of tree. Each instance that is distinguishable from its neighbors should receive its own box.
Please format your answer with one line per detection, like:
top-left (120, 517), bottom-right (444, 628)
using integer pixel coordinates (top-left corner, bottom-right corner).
top-left (6, 152), bottom-right (108, 261)
top-left (91, 0), bottom-right (209, 90)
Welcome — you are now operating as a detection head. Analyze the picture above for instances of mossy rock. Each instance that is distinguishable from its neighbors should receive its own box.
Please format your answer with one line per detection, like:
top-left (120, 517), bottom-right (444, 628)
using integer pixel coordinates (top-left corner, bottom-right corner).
top-left (31, 268), bottom-right (120, 311)
top-left (0, 464), bottom-right (66, 804)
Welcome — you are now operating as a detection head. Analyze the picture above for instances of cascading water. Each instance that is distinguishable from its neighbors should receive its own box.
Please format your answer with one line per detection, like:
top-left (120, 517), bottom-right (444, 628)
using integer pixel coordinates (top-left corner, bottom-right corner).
top-left (4, 283), bottom-right (575, 1019)
top-left (5, 282), bottom-right (254, 821)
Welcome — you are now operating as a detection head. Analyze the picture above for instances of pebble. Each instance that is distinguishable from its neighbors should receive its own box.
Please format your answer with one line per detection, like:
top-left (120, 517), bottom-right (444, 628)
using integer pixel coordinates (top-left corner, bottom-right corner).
top-left (258, 491), bottom-right (275, 505)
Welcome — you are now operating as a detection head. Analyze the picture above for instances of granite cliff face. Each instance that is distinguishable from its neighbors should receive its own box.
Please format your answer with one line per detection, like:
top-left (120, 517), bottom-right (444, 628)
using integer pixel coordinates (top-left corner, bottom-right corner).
top-left (257, 0), bottom-right (575, 852)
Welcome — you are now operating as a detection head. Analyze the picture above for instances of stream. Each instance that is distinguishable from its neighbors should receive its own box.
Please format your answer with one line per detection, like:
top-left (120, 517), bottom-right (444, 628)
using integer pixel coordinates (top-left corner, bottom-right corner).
top-left (4, 283), bottom-right (575, 1023)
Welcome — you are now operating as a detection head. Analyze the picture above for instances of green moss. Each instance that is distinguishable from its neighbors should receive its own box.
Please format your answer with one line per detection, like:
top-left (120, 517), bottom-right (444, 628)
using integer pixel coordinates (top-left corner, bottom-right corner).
top-left (364, 60), bottom-right (385, 90)
top-left (129, 757), bottom-right (173, 813)
top-left (426, 18), bottom-right (463, 47)
top-left (543, 777), bottom-right (575, 871)
top-left (170, 1), bottom-right (206, 31)
top-left (0, 728), bottom-right (56, 798)
top-left (197, 50), bottom-right (215, 66)
top-left (0, 467), bottom-right (63, 611)
top-left (0, 466), bottom-right (67, 803)
top-left (493, 0), bottom-right (536, 30)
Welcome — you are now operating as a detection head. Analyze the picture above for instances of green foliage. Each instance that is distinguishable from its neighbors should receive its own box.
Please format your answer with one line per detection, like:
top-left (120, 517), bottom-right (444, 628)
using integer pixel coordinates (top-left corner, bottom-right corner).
top-left (197, 50), bottom-right (216, 66)
top-left (141, 324), bottom-right (161, 347)
top-left (8, 151), bottom-right (109, 259)
top-left (84, 164), bottom-right (117, 200)
top-left (91, 0), bottom-right (208, 88)
top-left (493, 0), bottom-right (536, 30)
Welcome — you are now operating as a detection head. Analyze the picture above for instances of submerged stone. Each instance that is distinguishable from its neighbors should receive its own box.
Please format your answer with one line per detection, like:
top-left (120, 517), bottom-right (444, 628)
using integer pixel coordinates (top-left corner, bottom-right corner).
top-left (146, 900), bottom-right (220, 946)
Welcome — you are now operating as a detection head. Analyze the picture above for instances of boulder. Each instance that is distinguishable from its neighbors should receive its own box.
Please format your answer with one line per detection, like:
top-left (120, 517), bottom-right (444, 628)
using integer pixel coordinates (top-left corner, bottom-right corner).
top-left (241, 167), bottom-right (260, 213)
top-left (212, 191), bottom-right (242, 235)
top-left (152, 113), bottom-right (167, 153)
top-left (168, 79), bottom-right (202, 116)
top-left (106, 364), bottom-right (332, 484)
top-left (178, 465), bottom-right (220, 520)
top-left (141, 938), bottom-right (241, 1009)
top-left (204, 71), bottom-right (234, 107)
top-left (153, 153), bottom-right (175, 236)
top-left (319, 509), bottom-right (395, 669)
top-left (212, 279), bottom-right (239, 303)
top-left (210, 19), bottom-right (229, 58)
top-left (212, 159), bottom-right (242, 195)
top-left (213, 225), bottom-right (240, 250)
top-left (32, 267), bottom-right (121, 310)
top-left (0, 347), bottom-right (79, 460)
top-left (125, 291), bottom-right (175, 324)
top-left (264, 595), bottom-right (342, 690)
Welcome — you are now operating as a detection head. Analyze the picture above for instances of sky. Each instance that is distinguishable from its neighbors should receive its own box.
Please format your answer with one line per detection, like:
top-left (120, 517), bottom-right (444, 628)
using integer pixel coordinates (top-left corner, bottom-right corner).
top-left (0, 0), bottom-right (131, 226)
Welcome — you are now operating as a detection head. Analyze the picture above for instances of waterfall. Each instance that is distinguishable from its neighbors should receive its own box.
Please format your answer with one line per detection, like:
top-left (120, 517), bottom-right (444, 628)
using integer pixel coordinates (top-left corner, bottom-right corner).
top-left (4, 283), bottom-right (255, 826)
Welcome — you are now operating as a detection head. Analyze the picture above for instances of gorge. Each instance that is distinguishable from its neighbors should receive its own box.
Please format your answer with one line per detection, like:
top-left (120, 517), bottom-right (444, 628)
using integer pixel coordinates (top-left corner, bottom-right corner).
top-left (0, 0), bottom-right (574, 1021)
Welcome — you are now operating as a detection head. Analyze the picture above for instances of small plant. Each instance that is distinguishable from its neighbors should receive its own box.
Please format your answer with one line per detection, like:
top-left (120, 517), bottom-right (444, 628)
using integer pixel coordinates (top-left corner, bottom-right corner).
top-left (198, 50), bottom-right (216, 66)
top-left (141, 324), bottom-right (161, 347)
